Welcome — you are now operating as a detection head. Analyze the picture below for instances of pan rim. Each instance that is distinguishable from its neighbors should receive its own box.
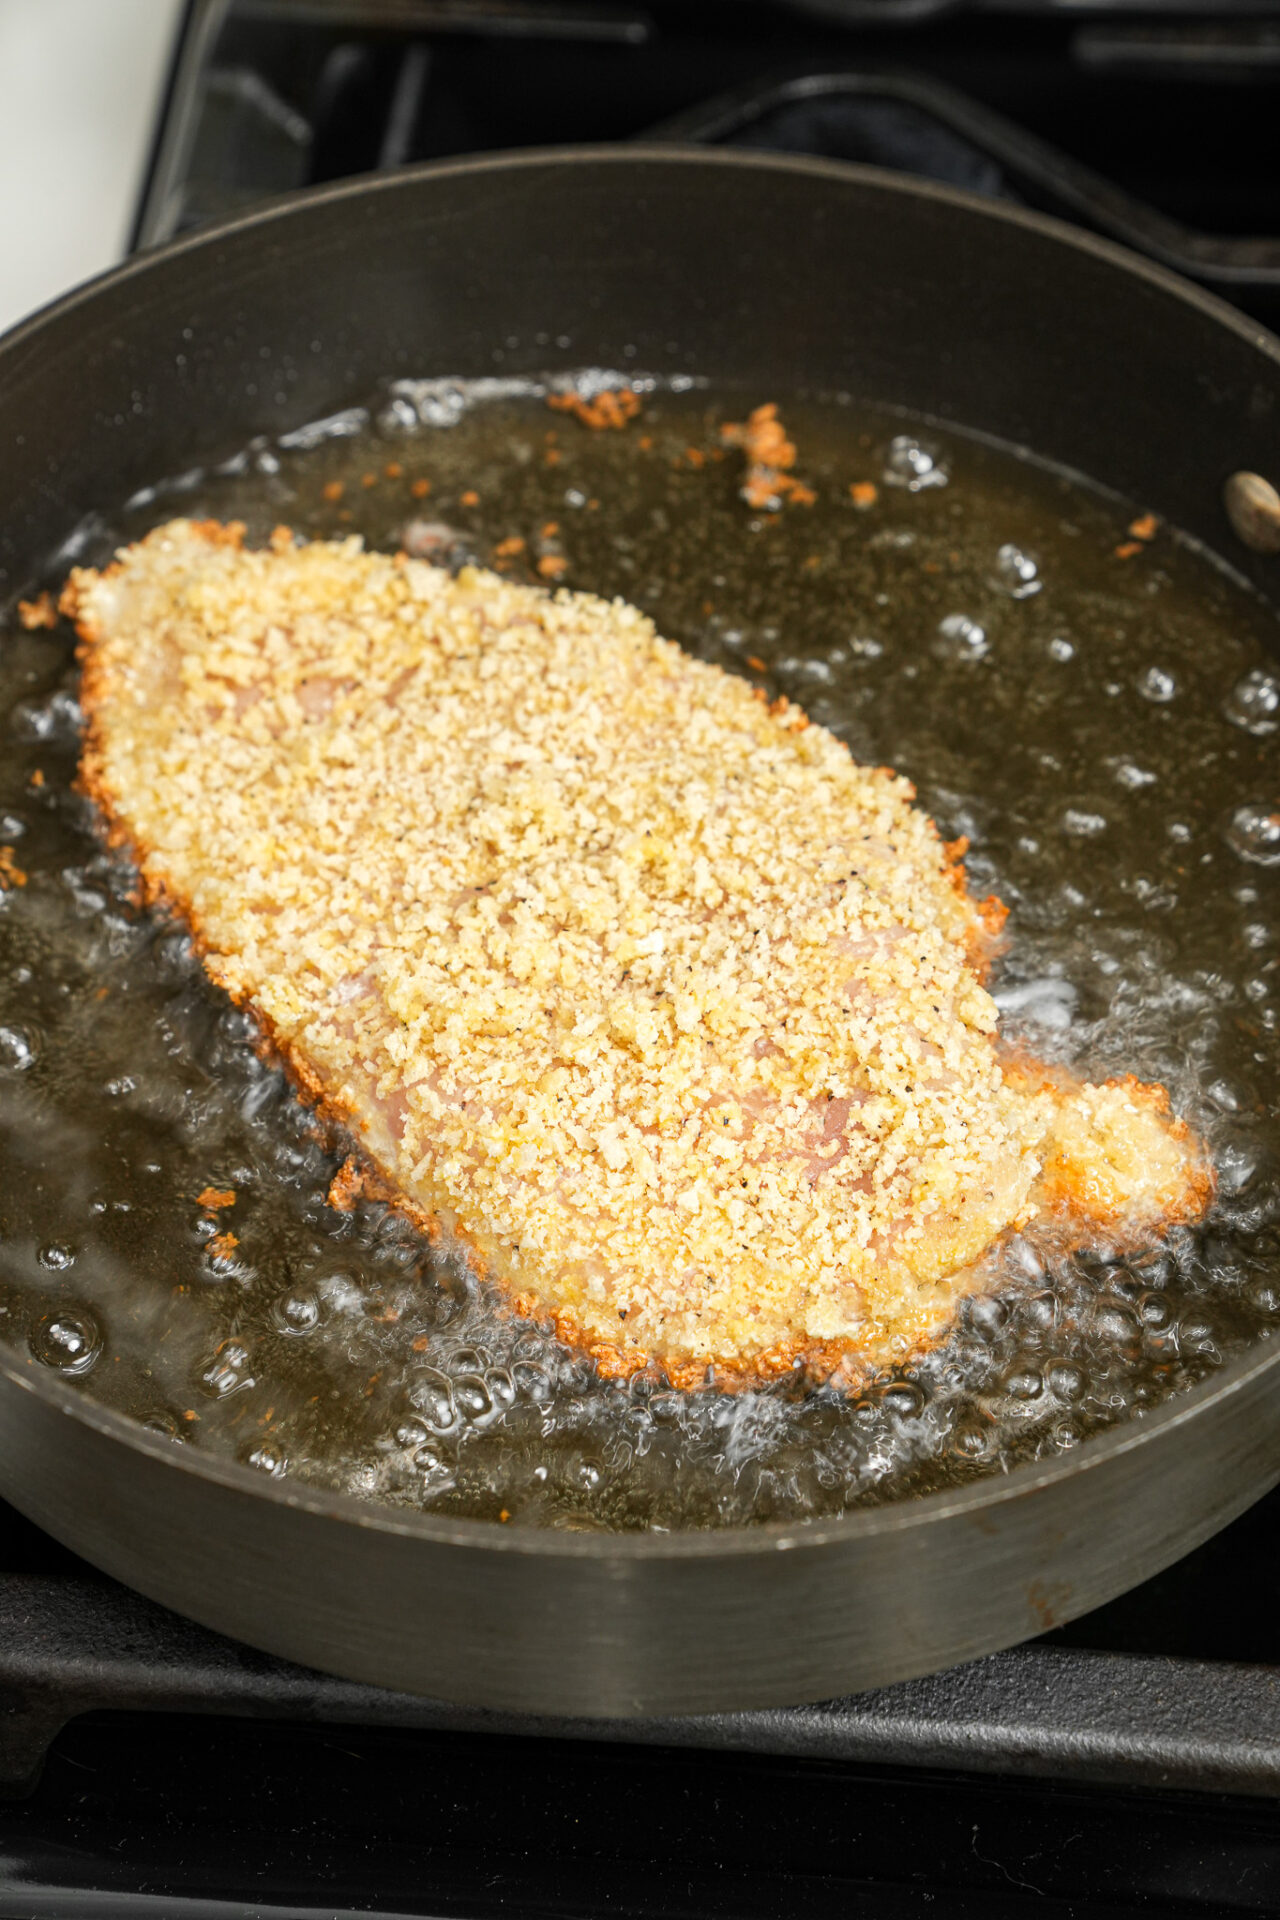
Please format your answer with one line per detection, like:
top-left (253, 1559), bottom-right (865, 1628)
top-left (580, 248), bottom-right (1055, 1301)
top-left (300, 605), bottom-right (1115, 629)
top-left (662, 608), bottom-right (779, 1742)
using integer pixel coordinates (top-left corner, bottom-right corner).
top-left (1, 141), bottom-right (1278, 1563)
top-left (5, 140), bottom-right (1280, 372)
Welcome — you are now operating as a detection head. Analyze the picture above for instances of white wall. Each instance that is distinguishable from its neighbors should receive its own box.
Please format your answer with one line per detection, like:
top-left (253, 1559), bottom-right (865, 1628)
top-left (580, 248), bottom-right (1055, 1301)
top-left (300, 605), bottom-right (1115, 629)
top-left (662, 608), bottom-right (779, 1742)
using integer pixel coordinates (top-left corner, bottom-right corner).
top-left (0, 0), bottom-right (184, 335)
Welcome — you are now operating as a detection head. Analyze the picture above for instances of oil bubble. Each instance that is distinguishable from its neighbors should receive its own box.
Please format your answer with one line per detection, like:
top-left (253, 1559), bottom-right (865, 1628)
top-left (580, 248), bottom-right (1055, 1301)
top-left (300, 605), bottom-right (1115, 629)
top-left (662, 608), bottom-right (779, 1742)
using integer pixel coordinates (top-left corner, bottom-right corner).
top-left (513, 1361), bottom-right (551, 1402)
top-left (30, 1308), bottom-right (102, 1376)
top-left (37, 1244), bottom-right (75, 1271)
top-left (883, 435), bottom-right (948, 491)
top-left (1178, 1312), bottom-right (1219, 1355)
top-left (951, 1419), bottom-right (990, 1459)
top-left (485, 1367), bottom-right (517, 1411)
top-left (1047, 1362), bottom-right (1085, 1402)
top-left (453, 1373), bottom-right (493, 1422)
top-left (272, 1287), bottom-right (322, 1336)
top-left (1016, 1292), bottom-right (1057, 1336)
top-left (992, 543), bottom-right (1041, 598)
top-left (1002, 1361), bottom-right (1043, 1400)
top-left (1138, 1292), bottom-right (1175, 1332)
top-left (1137, 665), bottom-right (1178, 703)
top-left (0, 1024), bottom-right (39, 1072)
top-left (1224, 667), bottom-right (1280, 735)
top-left (1092, 1302), bottom-right (1142, 1348)
top-left (407, 1367), bottom-right (459, 1434)
top-left (966, 1295), bottom-right (1010, 1341)
top-left (141, 1410), bottom-right (185, 1441)
top-left (935, 613), bottom-right (988, 661)
top-left (1226, 804), bottom-right (1280, 866)
top-left (243, 1443), bottom-right (288, 1478)
top-left (1061, 807), bottom-right (1107, 838)
top-left (198, 1340), bottom-right (255, 1399)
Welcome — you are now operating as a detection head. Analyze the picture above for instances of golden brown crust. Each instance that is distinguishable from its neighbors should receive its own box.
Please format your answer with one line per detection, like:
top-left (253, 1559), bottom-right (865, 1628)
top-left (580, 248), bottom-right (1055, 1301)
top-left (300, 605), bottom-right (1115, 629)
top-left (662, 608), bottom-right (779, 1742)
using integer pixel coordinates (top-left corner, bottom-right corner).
top-left (65, 520), bottom-right (1212, 1392)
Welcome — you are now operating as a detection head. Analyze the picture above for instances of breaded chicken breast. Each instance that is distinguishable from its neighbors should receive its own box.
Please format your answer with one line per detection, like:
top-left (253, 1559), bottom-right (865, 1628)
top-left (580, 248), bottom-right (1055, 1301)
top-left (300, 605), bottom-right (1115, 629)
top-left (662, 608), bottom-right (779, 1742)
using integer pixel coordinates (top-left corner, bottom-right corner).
top-left (64, 521), bottom-right (1210, 1385)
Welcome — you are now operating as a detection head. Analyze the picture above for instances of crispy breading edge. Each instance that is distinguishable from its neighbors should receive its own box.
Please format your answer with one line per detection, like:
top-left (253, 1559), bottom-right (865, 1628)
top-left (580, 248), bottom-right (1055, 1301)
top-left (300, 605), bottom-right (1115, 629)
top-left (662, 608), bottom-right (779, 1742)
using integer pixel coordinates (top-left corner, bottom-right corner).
top-left (63, 521), bottom-right (1210, 1394)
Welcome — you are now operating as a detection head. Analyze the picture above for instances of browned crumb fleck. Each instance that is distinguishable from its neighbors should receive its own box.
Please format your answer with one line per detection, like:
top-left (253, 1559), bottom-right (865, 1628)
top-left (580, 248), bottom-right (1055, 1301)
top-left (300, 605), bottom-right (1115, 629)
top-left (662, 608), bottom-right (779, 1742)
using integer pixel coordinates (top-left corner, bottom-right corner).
top-left (849, 482), bottom-right (878, 509)
top-left (384, 461), bottom-right (403, 480)
top-left (460, 489), bottom-right (480, 508)
top-left (208, 1231), bottom-right (239, 1258)
top-left (18, 591), bottom-right (56, 629)
top-left (722, 403), bottom-right (814, 510)
top-left (322, 480), bottom-right (344, 503)
top-left (410, 478), bottom-right (431, 499)
top-left (638, 435), bottom-right (653, 451)
top-left (1129, 512), bottom-right (1159, 541)
top-left (541, 521), bottom-right (560, 538)
top-left (197, 1186), bottom-right (236, 1210)
top-left (326, 1156), bottom-right (365, 1211)
top-left (548, 387), bottom-right (642, 430)
top-left (28, 769), bottom-right (43, 790)
top-left (493, 536), bottom-right (526, 558)
top-left (269, 526), bottom-right (294, 554)
top-left (745, 654), bottom-right (767, 672)
top-left (1115, 540), bottom-right (1143, 560)
top-left (499, 1508), bottom-right (511, 1522)
top-left (361, 473), bottom-right (378, 490)
top-left (544, 448), bottom-right (562, 467)
top-left (0, 846), bottom-right (27, 889)
top-left (537, 553), bottom-right (568, 580)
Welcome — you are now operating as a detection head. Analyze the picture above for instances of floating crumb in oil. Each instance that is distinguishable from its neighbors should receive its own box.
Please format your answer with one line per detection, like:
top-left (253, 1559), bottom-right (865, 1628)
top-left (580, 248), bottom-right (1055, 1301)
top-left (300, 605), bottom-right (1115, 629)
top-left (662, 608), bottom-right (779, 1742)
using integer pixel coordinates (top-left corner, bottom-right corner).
top-left (722, 402), bottom-right (815, 510)
top-left (197, 1187), bottom-right (236, 1211)
top-left (548, 387), bottom-right (641, 430)
top-left (17, 592), bottom-right (56, 630)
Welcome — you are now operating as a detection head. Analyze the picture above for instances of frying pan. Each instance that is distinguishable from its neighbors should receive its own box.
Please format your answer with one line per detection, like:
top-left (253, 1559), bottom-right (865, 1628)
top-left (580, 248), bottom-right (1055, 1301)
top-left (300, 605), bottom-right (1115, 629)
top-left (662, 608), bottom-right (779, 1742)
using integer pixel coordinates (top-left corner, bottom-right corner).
top-left (0, 149), bottom-right (1278, 1718)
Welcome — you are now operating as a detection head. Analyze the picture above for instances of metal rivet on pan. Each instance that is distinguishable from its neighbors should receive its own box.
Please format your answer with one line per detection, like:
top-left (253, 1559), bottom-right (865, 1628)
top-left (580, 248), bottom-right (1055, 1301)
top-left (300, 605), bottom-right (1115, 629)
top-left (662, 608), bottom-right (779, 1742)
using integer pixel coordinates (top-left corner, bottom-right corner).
top-left (1224, 471), bottom-right (1280, 555)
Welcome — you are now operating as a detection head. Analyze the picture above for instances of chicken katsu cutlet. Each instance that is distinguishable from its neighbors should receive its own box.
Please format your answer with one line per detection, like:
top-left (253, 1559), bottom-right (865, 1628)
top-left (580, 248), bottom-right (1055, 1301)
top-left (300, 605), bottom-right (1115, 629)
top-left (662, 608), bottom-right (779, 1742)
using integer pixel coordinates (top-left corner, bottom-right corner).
top-left (64, 519), bottom-right (1210, 1386)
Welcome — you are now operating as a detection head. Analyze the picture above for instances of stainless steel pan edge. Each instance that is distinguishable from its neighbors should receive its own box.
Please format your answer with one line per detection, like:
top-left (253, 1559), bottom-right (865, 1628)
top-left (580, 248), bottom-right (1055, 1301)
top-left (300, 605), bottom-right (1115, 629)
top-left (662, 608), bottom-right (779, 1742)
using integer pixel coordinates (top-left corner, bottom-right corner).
top-left (0, 147), bottom-right (1275, 1714)
top-left (1, 1338), bottom-right (1278, 1716)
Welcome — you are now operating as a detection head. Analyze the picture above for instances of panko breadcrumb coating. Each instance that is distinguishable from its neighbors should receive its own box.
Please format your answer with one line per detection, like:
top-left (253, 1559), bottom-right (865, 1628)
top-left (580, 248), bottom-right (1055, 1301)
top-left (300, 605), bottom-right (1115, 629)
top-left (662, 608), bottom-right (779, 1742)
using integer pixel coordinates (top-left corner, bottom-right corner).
top-left (64, 520), bottom-right (1210, 1387)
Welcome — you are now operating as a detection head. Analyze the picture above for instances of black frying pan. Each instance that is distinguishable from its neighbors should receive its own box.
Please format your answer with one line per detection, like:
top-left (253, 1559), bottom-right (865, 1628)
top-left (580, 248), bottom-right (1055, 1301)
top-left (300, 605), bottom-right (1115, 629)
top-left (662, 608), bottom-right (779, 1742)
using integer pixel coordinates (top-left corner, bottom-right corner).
top-left (0, 148), bottom-right (1277, 1718)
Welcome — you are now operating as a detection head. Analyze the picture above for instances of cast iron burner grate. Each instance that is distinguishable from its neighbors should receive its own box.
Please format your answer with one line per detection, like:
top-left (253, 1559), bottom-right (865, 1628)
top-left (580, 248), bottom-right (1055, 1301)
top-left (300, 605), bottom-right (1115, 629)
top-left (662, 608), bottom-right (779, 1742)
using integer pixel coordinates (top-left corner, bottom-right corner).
top-left (137, 0), bottom-right (1280, 323)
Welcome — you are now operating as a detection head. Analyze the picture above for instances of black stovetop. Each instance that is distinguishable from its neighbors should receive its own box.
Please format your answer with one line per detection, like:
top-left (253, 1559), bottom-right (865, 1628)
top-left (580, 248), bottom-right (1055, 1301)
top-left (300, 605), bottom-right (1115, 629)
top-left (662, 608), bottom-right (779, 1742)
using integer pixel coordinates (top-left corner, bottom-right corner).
top-left (6, 1484), bottom-right (1280, 1914)
top-left (5, 1), bottom-right (1280, 1912)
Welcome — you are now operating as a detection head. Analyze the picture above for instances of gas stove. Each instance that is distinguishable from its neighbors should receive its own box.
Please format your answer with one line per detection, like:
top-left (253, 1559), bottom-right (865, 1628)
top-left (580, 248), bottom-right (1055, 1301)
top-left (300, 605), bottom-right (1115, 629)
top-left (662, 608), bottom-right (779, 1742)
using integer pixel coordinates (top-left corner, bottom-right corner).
top-left (5, 1), bottom-right (1280, 1912)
